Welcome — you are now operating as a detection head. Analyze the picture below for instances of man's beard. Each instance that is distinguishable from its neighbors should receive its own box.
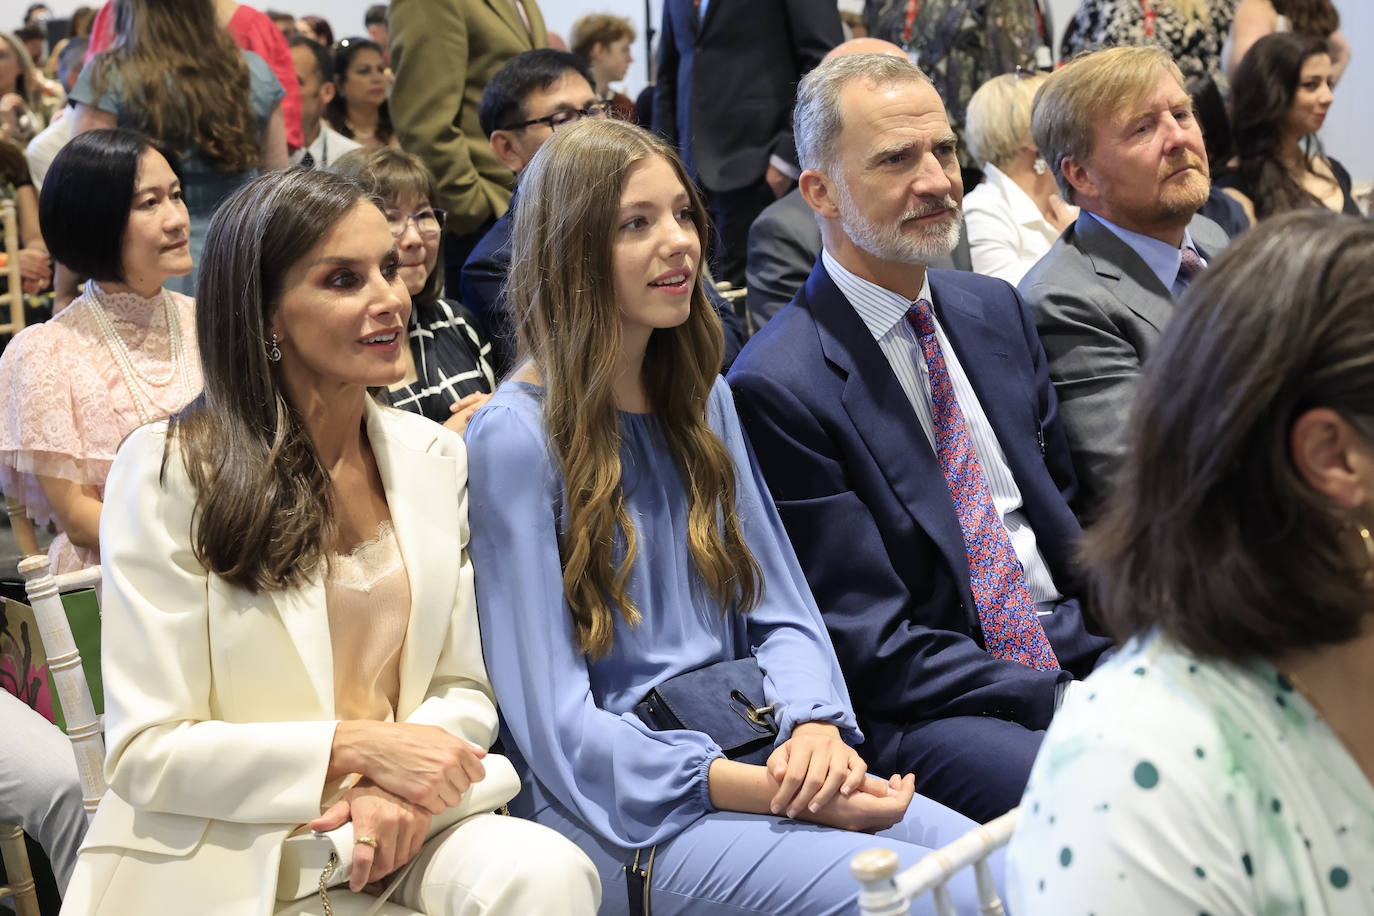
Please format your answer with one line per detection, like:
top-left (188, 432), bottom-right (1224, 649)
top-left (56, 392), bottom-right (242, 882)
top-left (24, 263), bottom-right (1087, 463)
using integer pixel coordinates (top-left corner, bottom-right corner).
top-left (1154, 153), bottom-right (1211, 221)
top-left (833, 177), bottom-right (962, 265)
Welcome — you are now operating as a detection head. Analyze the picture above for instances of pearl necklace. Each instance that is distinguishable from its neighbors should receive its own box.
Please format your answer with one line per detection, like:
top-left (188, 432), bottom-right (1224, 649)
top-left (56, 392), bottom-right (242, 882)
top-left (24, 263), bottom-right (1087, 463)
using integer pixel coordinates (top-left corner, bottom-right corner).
top-left (84, 280), bottom-right (194, 425)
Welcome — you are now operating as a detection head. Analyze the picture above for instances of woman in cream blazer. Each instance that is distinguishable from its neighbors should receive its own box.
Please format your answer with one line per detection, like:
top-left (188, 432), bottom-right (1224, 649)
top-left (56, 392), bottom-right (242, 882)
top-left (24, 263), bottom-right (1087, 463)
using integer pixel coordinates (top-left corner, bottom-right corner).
top-left (60, 168), bottom-right (599, 916)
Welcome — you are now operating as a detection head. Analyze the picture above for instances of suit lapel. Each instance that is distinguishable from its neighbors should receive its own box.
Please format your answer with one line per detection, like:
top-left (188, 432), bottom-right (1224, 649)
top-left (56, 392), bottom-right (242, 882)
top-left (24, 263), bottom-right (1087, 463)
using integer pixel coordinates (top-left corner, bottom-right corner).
top-left (931, 273), bottom-right (1041, 504)
top-left (803, 263), bottom-right (972, 585)
top-left (1073, 214), bottom-right (1176, 334)
top-left (484, 0), bottom-right (532, 45)
top-left (271, 576), bottom-right (335, 715)
top-left (364, 400), bottom-right (463, 717)
top-left (697, 0), bottom-right (718, 36)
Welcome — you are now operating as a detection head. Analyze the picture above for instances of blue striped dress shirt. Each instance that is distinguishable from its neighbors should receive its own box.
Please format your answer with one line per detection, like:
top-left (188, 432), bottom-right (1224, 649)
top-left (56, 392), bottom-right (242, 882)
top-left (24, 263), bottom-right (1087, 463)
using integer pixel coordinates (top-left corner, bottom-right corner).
top-left (821, 250), bottom-right (1062, 609)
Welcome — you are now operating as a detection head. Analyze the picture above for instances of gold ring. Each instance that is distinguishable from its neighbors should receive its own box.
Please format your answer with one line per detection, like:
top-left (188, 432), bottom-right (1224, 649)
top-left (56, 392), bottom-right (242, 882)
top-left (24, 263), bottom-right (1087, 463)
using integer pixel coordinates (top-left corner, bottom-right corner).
top-left (354, 836), bottom-right (379, 849)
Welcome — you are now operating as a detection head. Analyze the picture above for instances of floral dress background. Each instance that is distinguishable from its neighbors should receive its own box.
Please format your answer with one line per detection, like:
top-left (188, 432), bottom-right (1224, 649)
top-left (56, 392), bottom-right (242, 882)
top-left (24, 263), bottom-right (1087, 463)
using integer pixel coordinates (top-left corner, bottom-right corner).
top-left (1060, 0), bottom-right (1238, 91)
top-left (865, 0), bottom-right (1046, 167)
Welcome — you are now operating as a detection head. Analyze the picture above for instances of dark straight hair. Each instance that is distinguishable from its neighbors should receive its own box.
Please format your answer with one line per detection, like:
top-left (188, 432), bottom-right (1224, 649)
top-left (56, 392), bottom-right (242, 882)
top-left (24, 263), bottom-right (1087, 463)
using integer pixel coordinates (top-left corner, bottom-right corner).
top-left (168, 167), bottom-right (377, 592)
top-left (478, 49), bottom-right (597, 136)
top-left (39, 127), bottom-right (183, 283)
top-left (325, 37), bottom-right (394, 144)
top-left (1083, 211), bottom-right (1374, 661)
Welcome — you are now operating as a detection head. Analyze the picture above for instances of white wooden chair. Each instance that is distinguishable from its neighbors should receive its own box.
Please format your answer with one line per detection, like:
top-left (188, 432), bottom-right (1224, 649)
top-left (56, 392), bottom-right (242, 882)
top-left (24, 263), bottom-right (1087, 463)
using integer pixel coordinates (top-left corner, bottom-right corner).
top-left (0, 821), bottom-right (42, 916)
top-left (0, 198), bottom-right (25, 338)
top-left (851, 807), bottom-right (1019, 916)
top-left (18, 555), bottom-right (106, 822)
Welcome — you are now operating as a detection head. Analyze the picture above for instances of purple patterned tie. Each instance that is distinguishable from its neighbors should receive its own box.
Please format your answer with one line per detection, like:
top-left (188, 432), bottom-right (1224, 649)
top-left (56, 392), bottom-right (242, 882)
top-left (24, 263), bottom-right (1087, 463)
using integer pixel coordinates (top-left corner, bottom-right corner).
top-left (906, 299), bottom-right (1059, 670)
top-left (1177, 246), bottom-right (1204, 284)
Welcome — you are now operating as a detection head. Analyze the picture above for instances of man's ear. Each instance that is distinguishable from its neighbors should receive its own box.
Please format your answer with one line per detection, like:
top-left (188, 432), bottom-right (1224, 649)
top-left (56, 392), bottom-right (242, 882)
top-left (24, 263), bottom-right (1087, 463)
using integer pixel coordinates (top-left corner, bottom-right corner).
top-left (319, 80), bottom-right (336, 105)
top-left (798, 169), bottom-right (840, 220)
top-left (1060, 155), bottom-right (1099, 202)
top-left (590, 41), bottom-right (606, 63)
top-left (489, 130), bottom-right (526, 173)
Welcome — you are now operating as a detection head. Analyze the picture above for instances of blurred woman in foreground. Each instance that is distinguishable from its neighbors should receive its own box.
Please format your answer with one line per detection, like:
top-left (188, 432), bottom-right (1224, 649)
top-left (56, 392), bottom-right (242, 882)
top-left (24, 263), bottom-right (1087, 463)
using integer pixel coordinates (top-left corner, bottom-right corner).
top-left (1009, 210), bottom-right (1374, 914)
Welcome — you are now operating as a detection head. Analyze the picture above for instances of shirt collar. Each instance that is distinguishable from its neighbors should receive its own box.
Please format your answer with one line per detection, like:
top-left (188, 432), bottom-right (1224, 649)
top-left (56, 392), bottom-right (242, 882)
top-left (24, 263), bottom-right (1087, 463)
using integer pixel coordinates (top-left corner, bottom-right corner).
top-left (982, 162), bottom-right (1050, 229)
top-left (1083, 210), bottom-right (1200, 291)
top-left (822, 248), bottom-right (932, 342)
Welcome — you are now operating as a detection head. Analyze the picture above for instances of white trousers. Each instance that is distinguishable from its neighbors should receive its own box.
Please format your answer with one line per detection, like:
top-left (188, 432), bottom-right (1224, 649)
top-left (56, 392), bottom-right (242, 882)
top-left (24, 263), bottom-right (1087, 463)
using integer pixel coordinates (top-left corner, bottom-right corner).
top-left (277, 812), bottom-right (600, 916)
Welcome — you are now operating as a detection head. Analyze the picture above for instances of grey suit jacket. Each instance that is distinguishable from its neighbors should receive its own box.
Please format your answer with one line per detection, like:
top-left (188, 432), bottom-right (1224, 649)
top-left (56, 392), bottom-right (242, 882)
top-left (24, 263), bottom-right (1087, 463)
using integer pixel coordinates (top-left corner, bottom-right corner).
top-left (1018, 211), bottom-right (1230, 514)
top-left (745, 188), bottom-right (972, 331)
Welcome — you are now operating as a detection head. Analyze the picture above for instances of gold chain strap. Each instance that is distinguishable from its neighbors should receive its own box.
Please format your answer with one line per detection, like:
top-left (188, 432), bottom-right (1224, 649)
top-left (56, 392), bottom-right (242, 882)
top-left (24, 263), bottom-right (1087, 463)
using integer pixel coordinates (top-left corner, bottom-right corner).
top-left (318, 850), bottom-right (340, 916)
top-left (313, 805), bottom-right (510, 914)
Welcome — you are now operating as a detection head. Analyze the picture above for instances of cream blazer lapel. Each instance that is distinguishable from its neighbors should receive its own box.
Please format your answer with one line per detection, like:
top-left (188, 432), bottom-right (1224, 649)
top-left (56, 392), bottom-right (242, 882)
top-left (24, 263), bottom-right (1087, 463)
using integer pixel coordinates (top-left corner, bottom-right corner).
top-left (363, 399), bottom-right (464, 716)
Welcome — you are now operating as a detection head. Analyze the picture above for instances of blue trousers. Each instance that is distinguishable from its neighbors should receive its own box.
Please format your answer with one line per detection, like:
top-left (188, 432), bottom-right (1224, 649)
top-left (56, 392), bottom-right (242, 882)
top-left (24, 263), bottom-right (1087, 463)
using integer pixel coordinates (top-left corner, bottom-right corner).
top-left (529, 792), bottom-right (1003, 915)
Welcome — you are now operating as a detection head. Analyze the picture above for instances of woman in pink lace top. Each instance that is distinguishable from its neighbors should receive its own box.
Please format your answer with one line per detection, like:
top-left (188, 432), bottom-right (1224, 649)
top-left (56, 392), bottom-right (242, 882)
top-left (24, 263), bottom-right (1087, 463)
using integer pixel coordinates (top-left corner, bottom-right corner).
top-left (0, 127), bottom-right (200, 573)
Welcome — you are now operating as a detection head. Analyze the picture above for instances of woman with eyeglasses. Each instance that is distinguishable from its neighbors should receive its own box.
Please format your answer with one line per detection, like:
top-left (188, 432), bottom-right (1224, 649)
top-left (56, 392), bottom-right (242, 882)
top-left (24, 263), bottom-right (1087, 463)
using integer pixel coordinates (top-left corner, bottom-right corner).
top-left (332, 147), bottom-right (496, 435)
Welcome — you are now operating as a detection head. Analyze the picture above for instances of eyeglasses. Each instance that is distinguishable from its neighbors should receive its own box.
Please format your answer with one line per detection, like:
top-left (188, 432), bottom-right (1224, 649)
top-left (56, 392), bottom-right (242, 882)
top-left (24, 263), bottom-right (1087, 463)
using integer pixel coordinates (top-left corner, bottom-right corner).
top-left (384, 207), bottom-right (446, 239)
top-left (502, 100), bottom-right (614, 132)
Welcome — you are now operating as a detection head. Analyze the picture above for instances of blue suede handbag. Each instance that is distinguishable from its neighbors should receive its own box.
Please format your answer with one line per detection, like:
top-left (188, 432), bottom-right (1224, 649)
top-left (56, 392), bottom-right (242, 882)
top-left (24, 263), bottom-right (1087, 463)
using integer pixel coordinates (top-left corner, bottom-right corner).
top-left (632, 656), bottom-right (780, 767)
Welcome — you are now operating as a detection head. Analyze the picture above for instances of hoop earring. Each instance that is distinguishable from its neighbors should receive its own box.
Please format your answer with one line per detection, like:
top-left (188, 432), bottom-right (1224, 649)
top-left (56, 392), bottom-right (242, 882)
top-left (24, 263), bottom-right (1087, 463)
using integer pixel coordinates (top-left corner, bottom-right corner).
top-left (1032, 156), bottom-right (1048, 176)
top-left (1358, 524), bottom-right (1374, 586)
top-left (267, 333), bottom-right (282, 363)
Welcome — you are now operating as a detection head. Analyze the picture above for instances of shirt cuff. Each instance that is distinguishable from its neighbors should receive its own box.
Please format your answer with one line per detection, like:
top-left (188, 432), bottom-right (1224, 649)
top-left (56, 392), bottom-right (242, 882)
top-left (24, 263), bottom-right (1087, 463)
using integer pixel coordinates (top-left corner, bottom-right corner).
top-left (1054, 678), bottom-right (1085, 713)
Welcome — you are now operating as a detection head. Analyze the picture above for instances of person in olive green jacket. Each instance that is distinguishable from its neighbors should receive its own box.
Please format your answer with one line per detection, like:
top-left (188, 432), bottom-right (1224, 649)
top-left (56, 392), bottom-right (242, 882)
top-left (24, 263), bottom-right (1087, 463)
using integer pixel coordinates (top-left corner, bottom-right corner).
top-left (389, 0), bottom-right (546, 293)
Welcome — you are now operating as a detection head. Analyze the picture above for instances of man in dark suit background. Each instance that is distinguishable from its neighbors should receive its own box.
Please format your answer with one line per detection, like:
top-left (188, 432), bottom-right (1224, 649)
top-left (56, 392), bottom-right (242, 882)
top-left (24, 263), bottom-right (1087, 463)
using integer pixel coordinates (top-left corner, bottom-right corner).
top-left (1019, 46), bottom-right (1229, 515)
top-left (729, 53), bottom-right (1111, 823)
top-left (653, 0), bottom-right (841, 287)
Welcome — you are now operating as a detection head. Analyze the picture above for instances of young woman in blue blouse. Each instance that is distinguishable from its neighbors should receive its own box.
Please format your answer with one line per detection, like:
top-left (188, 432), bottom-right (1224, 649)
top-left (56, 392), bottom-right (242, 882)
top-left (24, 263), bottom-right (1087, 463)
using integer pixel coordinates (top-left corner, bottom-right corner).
top-left (466, 118), bottom-right (989, 914)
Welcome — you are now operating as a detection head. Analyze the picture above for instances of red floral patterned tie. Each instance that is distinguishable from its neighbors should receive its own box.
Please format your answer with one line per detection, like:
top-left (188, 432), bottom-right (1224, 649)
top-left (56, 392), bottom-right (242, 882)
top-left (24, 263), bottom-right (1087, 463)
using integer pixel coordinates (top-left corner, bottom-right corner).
top-left (906, 299), bottom-right (1059, 670)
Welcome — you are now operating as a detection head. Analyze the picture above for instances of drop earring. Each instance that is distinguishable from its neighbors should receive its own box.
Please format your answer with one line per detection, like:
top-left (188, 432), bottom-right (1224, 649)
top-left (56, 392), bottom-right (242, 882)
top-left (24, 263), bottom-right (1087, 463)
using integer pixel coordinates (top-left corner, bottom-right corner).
top-left (1032, 156), bottom-right (1048, 176)
top-left (267, 332), bottom-right (282, 362)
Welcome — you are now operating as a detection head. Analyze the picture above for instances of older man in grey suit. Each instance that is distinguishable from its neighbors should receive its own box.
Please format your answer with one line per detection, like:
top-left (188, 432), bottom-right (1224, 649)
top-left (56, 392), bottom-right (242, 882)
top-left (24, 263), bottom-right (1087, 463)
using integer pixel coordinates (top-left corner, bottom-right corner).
top-left (1019, 46), bottom-right (1229, 514)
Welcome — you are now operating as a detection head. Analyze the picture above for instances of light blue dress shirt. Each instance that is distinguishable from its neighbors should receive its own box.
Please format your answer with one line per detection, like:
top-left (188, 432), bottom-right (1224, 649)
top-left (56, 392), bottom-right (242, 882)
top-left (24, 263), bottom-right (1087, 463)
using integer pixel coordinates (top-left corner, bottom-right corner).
top-left (821, 250), bottom-right (1062, 609)
top-left (1082, 211), bottom-right (1205, 298)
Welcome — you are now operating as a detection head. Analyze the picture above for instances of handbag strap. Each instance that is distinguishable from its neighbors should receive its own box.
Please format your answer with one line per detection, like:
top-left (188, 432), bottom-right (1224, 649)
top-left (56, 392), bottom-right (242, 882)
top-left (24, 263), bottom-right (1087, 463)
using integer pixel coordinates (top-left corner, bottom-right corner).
top-left (624, 844), bottom-right (657, 916)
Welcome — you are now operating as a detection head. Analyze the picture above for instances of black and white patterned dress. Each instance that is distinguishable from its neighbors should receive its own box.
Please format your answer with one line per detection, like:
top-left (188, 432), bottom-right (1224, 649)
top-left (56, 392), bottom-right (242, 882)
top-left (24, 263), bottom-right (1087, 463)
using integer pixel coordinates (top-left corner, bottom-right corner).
top-left (1060, 0), bottom-right (1238, 90)
top-left (383, 298), bottom-right (497, 425)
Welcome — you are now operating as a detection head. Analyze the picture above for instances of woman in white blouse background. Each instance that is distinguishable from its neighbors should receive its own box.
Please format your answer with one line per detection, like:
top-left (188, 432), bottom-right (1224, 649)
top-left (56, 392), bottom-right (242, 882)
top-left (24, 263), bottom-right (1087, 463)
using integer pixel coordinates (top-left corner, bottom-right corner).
top-left (961, 71), bottom-right (1077, 287)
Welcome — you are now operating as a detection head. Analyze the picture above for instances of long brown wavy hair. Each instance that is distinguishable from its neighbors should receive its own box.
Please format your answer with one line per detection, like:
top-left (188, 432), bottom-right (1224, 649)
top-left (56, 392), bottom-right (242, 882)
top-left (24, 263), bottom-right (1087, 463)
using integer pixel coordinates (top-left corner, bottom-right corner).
top-left (89, 0), bottom-right (260, 171)
top-left (506, 118), bottom-right (761, 657)
top-left (168, 169), bottom-right (376, 591)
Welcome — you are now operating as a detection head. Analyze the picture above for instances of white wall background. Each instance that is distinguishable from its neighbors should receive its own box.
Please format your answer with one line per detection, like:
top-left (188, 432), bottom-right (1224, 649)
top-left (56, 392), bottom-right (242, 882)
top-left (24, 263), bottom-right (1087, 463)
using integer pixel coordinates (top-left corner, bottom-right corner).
top-left (20, 0), bottom-right (1370, 181)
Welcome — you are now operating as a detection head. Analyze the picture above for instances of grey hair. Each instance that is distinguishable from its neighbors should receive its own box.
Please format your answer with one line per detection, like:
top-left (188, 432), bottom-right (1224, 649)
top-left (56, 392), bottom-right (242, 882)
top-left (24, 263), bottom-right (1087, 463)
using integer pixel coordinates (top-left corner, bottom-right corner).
top-left (793, 53), bottom-right (933, 174)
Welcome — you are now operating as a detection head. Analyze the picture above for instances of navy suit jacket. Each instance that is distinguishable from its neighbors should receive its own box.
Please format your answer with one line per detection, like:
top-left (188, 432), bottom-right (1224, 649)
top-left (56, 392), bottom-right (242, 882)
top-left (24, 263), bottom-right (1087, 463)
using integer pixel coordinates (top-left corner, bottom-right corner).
top-left (729, 260), bottom-right (1111, 771)
top-left (652, 0), bottom-right (840, 190)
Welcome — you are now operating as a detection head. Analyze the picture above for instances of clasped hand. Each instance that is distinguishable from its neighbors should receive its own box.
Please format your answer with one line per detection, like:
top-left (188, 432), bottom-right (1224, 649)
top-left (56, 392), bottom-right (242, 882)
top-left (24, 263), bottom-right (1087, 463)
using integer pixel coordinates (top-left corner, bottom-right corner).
top-left (311, 781), bottom-right (430, 892)
top-left (321, 720), bottom-right (490, 888)
top-left (767, 721), bottom-right (915, 832)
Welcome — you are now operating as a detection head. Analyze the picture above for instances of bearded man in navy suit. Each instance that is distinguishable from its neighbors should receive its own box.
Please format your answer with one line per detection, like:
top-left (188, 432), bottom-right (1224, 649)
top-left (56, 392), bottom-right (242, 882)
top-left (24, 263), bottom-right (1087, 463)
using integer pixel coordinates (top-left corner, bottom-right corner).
top-left (729, 53), bottom-right (1112, 823)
